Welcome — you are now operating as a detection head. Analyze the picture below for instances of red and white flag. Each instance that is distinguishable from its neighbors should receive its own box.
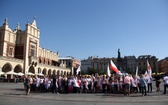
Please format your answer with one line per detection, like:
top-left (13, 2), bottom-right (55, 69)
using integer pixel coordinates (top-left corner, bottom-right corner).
top-left (147, 60), bottom-right (152, 78)
top-left (109, 60), bottom-right (119, 74)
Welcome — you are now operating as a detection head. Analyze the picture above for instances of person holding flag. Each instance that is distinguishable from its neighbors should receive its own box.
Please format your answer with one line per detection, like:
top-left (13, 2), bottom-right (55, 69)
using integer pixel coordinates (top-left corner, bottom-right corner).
top-left (147, 60), bottom-right (153, 92)
top-left (147, 60), bottom-right (152, 78)
top-left (135, 66), bottom-right (141, 93)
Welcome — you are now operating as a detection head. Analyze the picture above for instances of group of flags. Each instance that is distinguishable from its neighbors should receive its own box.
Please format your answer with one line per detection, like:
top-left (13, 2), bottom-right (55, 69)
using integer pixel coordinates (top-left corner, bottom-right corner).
top-left (107, 59), bottom-right (152, 78)
top-left (76, 59), bottom-right (152, 77)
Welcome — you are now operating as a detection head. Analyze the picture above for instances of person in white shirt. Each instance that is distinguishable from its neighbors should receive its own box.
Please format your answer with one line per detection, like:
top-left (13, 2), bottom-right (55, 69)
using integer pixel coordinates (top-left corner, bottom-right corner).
top-left (35, 76), bottom-right (40, 91)
top-left (136, 75), bottom-right (141, 93)
top-left (87, 76), bottom-right (92, 93)
top-left (73, 76), bottom-right (80, 93)
top-left (147, 76), bottom-right (152, 93)
top-left (68, 76), bottom-right (74, 93)
top-left (163, 73), bottom-right (168, 94)
top-left (132, 75), bottom-right (138, 93)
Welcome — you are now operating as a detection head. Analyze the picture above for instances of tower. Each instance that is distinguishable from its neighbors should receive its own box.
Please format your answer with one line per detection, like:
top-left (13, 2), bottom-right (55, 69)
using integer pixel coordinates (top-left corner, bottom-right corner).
top-left (23, 17), bottom-right (40, 74)
top-left (0, 18), bottom-right (16, 57)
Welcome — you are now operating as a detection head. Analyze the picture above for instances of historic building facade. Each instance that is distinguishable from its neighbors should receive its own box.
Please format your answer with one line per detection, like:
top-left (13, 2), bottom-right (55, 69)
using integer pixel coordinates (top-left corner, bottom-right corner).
top-left (59, 56), bottom-right (81, 75)
top-left (0, 18), bottom-right (71, 78)
top-left (137, 55), bottom-right (158, 74)
top-left (81, 56), bottom-right (117, 74)
top-left (158, 57), bottom-right (168, 73)
top-left (123, 56), bottom-right (137, 73)
top-left (81, 56), bottom-right (98, 72)
top-left (81, 54), bottom-right (159, 74)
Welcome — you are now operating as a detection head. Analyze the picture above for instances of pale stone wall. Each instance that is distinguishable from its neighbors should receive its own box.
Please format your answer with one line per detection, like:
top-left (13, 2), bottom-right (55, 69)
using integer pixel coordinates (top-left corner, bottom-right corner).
top-left (38, 47), bottom-right (59, 62)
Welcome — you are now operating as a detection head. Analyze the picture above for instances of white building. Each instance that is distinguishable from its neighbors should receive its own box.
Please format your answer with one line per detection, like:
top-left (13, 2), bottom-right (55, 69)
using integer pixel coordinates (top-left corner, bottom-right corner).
top-left (59, 56), bottom-right (81, 75)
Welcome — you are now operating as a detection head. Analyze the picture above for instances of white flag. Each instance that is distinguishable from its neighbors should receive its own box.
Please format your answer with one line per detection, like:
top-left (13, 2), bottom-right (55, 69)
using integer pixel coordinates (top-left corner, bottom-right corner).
top-left (144, 70), bottom-right (149, 79)
top-left (107, 64), bottom-right (111, 77)
top-left (135, 66), bottom-right (138, 77)
top-left (76, 66), bottom-right (81, 75)
top-left (147, 60), bottom-right (152, 78)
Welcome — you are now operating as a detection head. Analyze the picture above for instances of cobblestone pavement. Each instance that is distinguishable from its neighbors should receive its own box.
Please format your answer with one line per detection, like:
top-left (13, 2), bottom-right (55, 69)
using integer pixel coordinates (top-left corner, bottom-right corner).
top-left (0, 82), bottom-right (167, 105)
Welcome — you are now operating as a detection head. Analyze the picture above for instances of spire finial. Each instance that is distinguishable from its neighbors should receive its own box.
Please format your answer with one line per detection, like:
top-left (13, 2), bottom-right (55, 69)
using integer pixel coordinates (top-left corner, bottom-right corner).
top-left (16, 22), bottom-right (20, 30)
top-left (32, 16), bottom-right (36, 26)
top-left (33, 16), bottom-right (36, 20)
top-left (4, 18), bottom-right (8, 24)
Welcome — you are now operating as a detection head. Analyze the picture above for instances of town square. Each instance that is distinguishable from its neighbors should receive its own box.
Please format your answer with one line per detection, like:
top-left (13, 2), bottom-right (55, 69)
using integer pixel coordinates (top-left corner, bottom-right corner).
top-left (0, 0), bottom-right (168, 105)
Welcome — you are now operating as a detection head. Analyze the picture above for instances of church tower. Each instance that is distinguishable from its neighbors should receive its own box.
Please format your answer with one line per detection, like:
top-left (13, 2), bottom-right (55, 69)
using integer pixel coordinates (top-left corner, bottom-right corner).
top-left (23, 17), bottom-right (40, 74)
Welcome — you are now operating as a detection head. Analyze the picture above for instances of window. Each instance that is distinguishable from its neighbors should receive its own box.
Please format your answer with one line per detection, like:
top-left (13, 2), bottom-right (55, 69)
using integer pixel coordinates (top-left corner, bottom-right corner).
top-left (9, 47), bottom-right (13, 56)
top-left (38, 68), bottom-right (41, 74)
top-left (30, 44), bottom-right (36, 57)
top-left (19, 37), bottom-right (22, 44)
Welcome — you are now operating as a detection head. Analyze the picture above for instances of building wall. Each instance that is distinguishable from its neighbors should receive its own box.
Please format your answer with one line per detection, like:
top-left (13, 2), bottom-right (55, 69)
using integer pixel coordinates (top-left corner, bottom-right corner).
top-left (137, 55), bottom-right (158, 74)
top-left (0, 18), bottom-right (71, 76)
top-left (123, 56), bottom-right (137, 73)
top-left (59, 56), bottom-right (81, 75)
top-left (81, 56), bottom-right (117, 74)
top-left (158, 57), bottom-right (168, 73)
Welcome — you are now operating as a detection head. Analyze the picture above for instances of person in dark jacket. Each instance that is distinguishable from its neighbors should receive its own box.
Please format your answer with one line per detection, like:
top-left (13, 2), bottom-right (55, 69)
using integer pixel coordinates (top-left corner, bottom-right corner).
top-left (52, 74), bottom-right (58, 94)
top-left (154, 73), bottom-right (161, 92)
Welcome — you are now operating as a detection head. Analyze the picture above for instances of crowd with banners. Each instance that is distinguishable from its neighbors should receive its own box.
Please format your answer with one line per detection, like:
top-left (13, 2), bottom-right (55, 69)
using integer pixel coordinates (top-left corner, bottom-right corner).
top-left (24, 60), bottom-right (168, 96)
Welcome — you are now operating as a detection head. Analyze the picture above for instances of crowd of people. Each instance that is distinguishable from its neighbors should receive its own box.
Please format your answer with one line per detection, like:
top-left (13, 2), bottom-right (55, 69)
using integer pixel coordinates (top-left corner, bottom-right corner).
top-left (24, 72), bottom-right (168, 96)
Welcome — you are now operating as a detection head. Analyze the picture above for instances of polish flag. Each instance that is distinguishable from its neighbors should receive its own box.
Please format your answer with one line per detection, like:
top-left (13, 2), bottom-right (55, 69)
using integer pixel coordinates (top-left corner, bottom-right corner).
top-left (147, 60), bottom-right (152, 78)
top-left (110, 60), bottom-right (119, 73)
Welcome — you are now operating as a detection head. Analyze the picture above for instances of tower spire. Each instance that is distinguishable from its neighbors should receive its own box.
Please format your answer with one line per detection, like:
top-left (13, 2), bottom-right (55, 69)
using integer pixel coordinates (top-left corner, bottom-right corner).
top-left (32, 16), bottom-right (36, 27)
top-left (3, 18), bottom-right (8, 25)
top-left (16, 23), bottom-right (20, 30)
top-left (5, 18), bottom-right (8, 24)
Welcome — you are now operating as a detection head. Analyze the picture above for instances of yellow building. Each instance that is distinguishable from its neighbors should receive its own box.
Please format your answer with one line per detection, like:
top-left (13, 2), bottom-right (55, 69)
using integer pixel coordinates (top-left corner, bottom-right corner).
top-left (0, 18), bottom-right (71, 78)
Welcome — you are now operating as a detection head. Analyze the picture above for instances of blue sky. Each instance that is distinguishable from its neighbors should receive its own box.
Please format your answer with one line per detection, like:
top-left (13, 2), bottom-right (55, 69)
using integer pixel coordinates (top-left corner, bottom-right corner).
top-left (0, 0), bottom-right (168, 60)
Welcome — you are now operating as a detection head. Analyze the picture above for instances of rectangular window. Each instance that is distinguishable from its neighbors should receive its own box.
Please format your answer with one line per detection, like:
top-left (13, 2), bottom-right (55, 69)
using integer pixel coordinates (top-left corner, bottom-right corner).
top-left (30, 44), bottom-right (36, 57)
top-left (9, 47), bottom-right (13, 57)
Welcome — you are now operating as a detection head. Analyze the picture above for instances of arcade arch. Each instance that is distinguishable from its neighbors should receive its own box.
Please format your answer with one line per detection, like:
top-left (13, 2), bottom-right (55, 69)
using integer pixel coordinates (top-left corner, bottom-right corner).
top-left (14, 64), bottom-right (22, 73)
top-left (57, 70), bottom-right (60, 75)
top-left (53, 70), bottom-right (56, 75)
top-left (2, 63), bottom-right (12, 72)
top-left (29, 66), bottom-right (35, 73)
top-left (38, 67), bottom-right (42, 74)
top-left (42, 68), bottom-right (47, 75)
top-left (48, 69), bottom-right (52, 76)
